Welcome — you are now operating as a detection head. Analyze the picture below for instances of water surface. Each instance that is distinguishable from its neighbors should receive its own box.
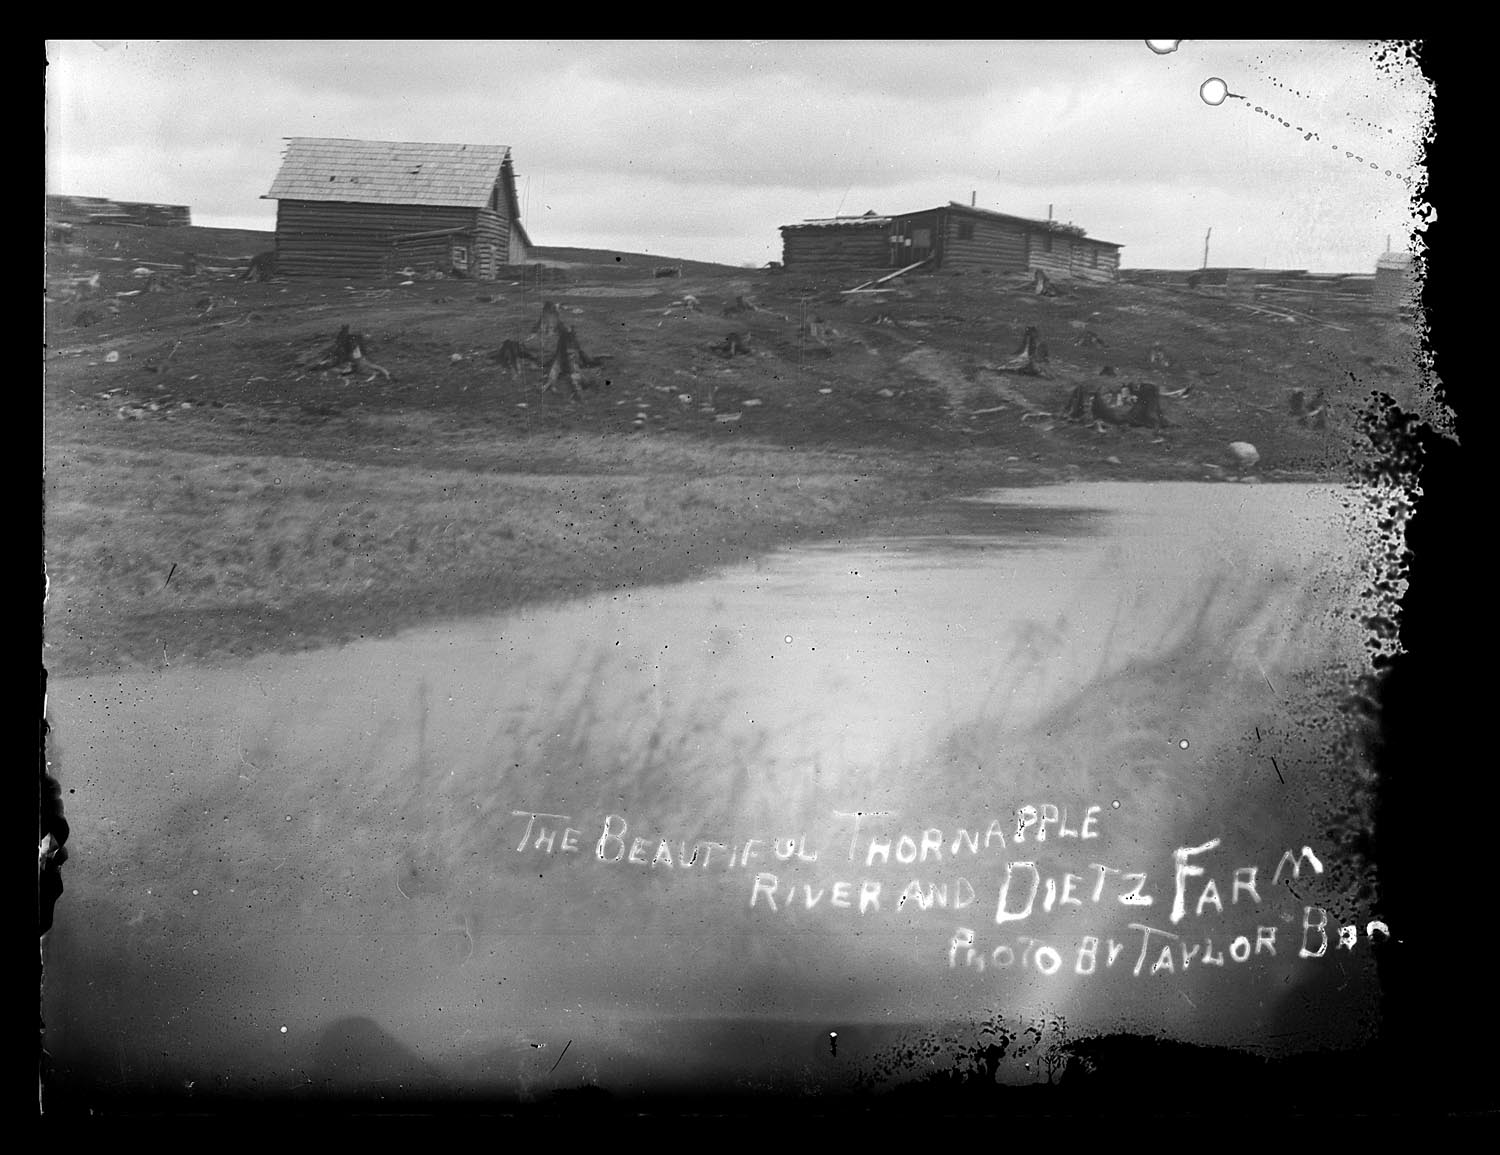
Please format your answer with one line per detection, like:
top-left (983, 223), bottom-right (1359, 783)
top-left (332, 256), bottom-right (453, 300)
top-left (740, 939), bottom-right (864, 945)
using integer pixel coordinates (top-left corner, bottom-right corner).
top-left (43, 482), bottom-right (1384, 1099)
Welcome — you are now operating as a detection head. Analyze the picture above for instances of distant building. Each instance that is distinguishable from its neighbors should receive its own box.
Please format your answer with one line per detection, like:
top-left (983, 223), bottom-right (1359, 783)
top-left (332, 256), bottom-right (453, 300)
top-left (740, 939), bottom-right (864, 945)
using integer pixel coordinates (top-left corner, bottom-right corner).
top-left (1374, 251), bottom-right (1418, 311)
top-left (779, 202), bottom-right (1122, 282)
top-left (45, 194), bottom-right (191, 227)
top-left (263, 137), bottom-right (532, 280)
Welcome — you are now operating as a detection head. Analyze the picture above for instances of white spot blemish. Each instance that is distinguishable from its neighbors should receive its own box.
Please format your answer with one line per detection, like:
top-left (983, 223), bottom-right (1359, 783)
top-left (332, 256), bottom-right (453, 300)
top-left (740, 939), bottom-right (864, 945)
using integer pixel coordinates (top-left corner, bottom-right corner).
top-left (1179, 739), bottom-right (1189, 749)
top-left (1146, 40), bottom-right (1182, 54)
top-left (784, 635), bottom-right (793, 644)
top-left (1200, 77), bottom-right (1234, 106)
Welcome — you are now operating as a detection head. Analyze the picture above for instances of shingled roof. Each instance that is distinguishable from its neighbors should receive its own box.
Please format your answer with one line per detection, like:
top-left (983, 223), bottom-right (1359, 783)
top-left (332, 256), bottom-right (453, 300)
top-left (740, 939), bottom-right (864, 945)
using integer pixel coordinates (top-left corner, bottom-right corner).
top-left (264, 138), bottom-right (514, 209)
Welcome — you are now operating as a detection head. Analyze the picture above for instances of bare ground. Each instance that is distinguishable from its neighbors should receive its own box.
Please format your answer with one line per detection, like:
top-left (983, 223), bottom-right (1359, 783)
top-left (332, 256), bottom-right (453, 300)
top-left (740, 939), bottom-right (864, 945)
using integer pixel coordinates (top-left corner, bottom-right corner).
top-left (43, 225), bottom-right (1430, 675)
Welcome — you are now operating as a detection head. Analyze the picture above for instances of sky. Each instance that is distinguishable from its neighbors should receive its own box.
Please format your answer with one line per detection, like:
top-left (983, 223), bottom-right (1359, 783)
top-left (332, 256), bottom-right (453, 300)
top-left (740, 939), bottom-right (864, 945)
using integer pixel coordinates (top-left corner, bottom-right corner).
top-left (44, 40), bottom-right (1433, 273)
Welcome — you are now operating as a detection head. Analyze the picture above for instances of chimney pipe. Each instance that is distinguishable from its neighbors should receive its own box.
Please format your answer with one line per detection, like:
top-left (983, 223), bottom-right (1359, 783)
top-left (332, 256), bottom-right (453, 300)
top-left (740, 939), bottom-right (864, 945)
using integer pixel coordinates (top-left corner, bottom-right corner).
top-left (971, 190), bottom-right (976, 207)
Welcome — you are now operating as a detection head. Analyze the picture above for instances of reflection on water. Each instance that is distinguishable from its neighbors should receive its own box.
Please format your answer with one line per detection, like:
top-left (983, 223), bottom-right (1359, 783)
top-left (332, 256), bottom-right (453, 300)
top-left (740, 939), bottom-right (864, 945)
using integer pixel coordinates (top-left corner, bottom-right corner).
top-left (43, 483), bottom-right (1384, 1101)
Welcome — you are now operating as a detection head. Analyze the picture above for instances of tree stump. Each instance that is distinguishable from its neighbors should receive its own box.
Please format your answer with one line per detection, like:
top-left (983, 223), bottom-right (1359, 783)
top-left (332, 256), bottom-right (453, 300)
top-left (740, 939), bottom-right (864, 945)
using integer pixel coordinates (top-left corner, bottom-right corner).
top-left (533, 301), bottom-right (561, 340)
top-left (1091, 390), bottom-right (1123, 426)
top-left (716, 332), bottom-right (753, 358)
top-left (998, 326), bottom-right (1046, 376)
top-left (542, 324), bottom-right (602, 400)
top-left (1062, 384), bottom-right (1090, 421)
top-left (242, 251), bottom-right (277, 282)
top-left (1125, 382), bottom-right (1168, 430)
top-left (494, 339), bottom-right (537, 377)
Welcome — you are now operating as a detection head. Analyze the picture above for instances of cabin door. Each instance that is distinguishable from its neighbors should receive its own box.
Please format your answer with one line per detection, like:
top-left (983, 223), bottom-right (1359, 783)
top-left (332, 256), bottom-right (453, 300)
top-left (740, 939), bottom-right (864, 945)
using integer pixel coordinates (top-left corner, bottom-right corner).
top-left (889, 222), bottom-right (910, 267)
top-left (909, 224), bottom-right (933, 264)
top-left (890, 219), bottom-right (934, 266)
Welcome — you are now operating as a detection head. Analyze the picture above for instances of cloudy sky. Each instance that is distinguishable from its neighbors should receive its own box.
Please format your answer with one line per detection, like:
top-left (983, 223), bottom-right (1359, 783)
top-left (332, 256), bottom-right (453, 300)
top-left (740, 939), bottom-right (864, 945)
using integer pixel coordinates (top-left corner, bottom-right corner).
top-left (44, 40), bottom-right (1432, 272)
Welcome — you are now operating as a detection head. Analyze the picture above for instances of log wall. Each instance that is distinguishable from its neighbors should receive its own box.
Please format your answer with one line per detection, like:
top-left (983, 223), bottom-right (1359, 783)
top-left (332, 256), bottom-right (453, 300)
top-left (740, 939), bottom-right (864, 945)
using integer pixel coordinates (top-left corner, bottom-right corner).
top-left (1028, 233), bottom-right (1121, 282)
top-left (934, 211), bottom-right (1028, 273)
top-left (1374, 265), bottom-right (1419, 309)
top-left (390, 229), bottom-right (468, 275)
top-left (493, 159), bottom-right (530, 264)
top-left (275, 201), bottom-right (501, 279)
top-left (780, 224), bottom-right (890, 269)
top-left (474, 209), bottom-right (514, 268)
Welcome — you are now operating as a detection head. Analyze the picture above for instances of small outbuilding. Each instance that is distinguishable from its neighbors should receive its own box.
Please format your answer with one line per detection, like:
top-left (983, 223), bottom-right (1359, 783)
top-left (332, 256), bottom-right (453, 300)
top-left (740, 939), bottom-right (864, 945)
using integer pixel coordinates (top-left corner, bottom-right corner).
top-left (780, 201), bottom-right (1122, 282)
top-left (263, 137), bottom-right (532, 280)
top-left (1374, 251), bottom-right (1418, 311)
top-left (45, 195), bottom-right (191, 227)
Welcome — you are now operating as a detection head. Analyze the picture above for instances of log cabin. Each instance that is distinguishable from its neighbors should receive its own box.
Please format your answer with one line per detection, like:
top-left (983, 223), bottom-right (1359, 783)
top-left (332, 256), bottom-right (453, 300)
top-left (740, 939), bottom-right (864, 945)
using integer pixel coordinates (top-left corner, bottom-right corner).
top-left (780, 202), bottom-right (1122, 283)
top-left (263, 137), bottom-right (533, 280)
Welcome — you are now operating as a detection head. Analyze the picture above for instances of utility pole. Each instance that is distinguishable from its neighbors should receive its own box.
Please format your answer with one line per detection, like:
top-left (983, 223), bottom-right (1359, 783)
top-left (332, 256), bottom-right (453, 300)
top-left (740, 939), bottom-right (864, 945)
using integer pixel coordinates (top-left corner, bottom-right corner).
top-left (1202, 227), bottom-right (1212, 270)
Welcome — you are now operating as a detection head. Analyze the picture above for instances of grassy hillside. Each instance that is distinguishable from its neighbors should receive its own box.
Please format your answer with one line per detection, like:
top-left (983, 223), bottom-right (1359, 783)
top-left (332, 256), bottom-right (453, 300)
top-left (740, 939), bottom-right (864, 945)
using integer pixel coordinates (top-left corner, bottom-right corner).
top-left (529, 244), bottom-right (749, 277)
top-left (43, 222), bottom-right (1428, 674)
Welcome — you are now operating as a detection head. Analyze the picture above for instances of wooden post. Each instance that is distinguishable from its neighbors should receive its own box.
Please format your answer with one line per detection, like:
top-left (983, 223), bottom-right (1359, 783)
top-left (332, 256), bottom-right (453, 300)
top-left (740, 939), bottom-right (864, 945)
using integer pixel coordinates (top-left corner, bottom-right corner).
top-left (797, 295), bottom-right (808, 387)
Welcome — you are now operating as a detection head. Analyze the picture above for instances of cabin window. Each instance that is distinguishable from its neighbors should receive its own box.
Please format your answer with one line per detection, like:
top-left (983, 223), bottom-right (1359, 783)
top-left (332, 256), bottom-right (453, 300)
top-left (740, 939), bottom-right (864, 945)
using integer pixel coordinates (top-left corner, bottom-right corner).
top-left (451, 245), bottom-right (469, 271)
top-left (957, 221), bottom-right (975, 240)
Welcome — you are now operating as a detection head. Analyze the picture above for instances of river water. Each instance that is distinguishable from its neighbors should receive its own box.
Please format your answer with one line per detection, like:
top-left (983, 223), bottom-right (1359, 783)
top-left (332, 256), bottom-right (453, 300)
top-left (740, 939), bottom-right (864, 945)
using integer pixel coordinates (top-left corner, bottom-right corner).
top-left (43, 481), bottom-right (1388, 1098)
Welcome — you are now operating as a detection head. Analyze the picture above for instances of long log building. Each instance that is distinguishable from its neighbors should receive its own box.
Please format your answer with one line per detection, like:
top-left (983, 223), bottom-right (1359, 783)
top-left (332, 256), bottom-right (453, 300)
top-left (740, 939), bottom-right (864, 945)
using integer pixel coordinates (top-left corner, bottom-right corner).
top-left (780, 202), bottom-right (1122, 282)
